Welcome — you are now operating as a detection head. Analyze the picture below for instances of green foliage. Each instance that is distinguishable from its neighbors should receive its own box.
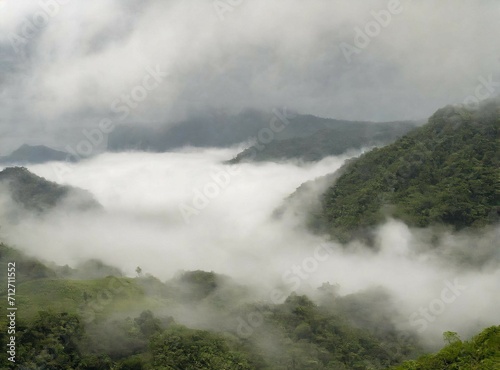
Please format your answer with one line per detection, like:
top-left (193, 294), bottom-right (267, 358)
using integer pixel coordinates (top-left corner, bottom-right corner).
top-left (0, 243), bottom-right (57, 286)
top-left (82, 310), bottom-right (170, 363)
top-left (389, 326), bottom-right (500, 370)
top-left (170, 270), bottom-right (249, 307)
top-left (174, 270), bottom-right (220, 300)
top-left (65, 259), bottom-right (124, 279)
top-left (0, 241), bottom-right (492, 370)
top-left (0, 166), bottom-right (100, 213)
top-left (18, 311), bottom-right (85, 369)
top-left (12, 276), bottom-right (146, 322)
top-left (118, 355), bottom-right (147, 370)
top-left (149, 326), bottom-right (252, 369)
top-left (135, 310), bottom-right (162, 337)
top-left (319, 101), bottom-right (500, 242)
top-left (235, 293), bottom-right (420, 369)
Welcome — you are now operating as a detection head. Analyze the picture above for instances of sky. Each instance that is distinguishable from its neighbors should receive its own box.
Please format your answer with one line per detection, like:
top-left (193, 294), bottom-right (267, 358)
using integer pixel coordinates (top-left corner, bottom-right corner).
top-left (0, 0), bottom-right (499, 151)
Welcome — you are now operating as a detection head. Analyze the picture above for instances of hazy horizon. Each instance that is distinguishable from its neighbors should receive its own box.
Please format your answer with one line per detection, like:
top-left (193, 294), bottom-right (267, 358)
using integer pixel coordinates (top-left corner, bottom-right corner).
top-left (1, 0), bottom-right (499, 151)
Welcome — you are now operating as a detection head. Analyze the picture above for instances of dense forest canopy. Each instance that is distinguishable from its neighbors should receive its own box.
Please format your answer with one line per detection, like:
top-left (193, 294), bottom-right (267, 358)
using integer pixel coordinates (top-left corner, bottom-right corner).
top-left (316, 101), bottom-right (499, 242)
top-left (0, 167), bottom-right (100, 213)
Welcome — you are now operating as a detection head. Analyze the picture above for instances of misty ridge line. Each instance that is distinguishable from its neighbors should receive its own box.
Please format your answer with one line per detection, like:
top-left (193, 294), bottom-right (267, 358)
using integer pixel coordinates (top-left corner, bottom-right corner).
top-left (53, 66), bottom-right (498, 176)
top-left (51, 64), bottom-right (168, 181)
top-left (2, 0), bottom-right (499, 132)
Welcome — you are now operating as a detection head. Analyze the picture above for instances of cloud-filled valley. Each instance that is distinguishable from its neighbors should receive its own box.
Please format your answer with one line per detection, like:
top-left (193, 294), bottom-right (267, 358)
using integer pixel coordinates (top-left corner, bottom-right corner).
top-left (0, 1), bottom-right (498, 368)
top-left (1, 149), bottom-right (498, 349)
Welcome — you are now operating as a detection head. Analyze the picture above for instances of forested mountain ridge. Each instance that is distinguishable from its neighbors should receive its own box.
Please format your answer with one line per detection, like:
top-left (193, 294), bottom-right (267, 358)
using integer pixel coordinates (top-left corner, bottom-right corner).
top-left (108, 109), bottom-right (417, 154)
top-left (312, 100), bottom-right (499, 242)
top-left (0, 167), bottom-right (100, 213)
top-left (228, 121), bottom-right (416, 164)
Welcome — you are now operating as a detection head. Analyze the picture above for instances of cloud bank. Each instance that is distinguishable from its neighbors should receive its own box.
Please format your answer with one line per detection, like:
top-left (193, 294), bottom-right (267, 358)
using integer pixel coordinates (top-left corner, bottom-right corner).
top-left (0, 150), bottom-right (498, 348)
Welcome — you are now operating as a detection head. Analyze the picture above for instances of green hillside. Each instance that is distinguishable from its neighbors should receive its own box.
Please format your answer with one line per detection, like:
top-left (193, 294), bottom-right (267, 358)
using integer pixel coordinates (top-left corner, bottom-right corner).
top-left (0, 167), bottom-right (100, 213)
top-left (317, 100), bottom-right (499, 242)
top-left (0, 243), bottom-right (426, 369)
top-left (0, 242), bottom-right (497, 369)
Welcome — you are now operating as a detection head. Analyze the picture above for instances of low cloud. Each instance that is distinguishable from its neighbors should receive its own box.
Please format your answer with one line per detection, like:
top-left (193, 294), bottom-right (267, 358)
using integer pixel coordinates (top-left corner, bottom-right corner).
top-left (0, 149), bottom-right (498, 348)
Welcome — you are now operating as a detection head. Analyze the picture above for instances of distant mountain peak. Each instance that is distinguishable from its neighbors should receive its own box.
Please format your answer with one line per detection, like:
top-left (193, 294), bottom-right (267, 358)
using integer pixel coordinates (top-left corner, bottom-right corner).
top-left (0, 144), bottom-right (72, 165)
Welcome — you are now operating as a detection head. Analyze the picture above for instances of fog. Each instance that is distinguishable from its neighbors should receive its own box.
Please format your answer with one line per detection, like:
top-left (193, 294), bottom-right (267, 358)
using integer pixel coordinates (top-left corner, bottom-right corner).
top-left (1, 0), bottom-right (499, 151)
top-left (1, 149), bottom-right (498, 348)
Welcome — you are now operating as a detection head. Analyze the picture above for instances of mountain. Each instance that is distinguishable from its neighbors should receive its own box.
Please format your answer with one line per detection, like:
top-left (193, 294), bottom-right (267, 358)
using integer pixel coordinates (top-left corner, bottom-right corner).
top-left (228, 121), bottom-right (417, 163)
top-left (311, 100), bottom-right (499, 242)
top-left (108, 109), bottom-right (417, 153)
top-left (109, 109), bottom-right (273, 151)
top-left (0, 167), bottom-right (100, 213)
top-left (0, 144), bottom-right (71, 164)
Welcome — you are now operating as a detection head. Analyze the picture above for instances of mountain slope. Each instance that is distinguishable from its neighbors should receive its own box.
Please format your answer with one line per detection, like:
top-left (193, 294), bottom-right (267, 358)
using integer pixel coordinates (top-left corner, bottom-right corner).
top-left (0, 167), bottom-right (100, 213)
top-left (0, 244), bottom-right (423, 369)
top-left (228, 121), bottom-right (416, 163)
top-left (315, 100), bottom-right (499, 242)
top-left (0, 144), bottom-right (71, 164)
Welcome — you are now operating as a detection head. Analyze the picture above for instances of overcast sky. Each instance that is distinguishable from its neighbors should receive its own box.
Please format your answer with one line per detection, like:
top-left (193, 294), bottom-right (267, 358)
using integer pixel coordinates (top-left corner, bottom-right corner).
top-left (0, 0), bottom-right (499, 147)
